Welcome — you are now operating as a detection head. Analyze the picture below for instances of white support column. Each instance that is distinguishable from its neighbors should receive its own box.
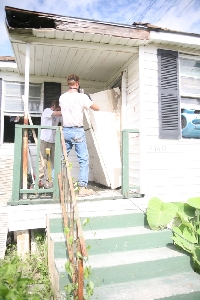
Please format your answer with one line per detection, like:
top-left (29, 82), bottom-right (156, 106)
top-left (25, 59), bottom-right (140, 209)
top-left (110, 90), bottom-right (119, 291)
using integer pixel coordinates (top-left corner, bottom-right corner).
top-left (24, 42), bottom-right (30, 116)
top-left (121, 69), bottom-right (127, 130)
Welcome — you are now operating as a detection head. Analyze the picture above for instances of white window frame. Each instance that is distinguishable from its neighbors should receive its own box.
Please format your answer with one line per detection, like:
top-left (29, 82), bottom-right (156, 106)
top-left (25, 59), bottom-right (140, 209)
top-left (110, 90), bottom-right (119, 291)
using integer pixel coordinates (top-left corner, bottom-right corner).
top-left (3, 81), bottom-right (43, 114)
top-left (179, 53), bottom-right (200, 140)
top-left (1, 80), bottom-right (43, 144)
top-left (179, 53), bottom-right (200, 101)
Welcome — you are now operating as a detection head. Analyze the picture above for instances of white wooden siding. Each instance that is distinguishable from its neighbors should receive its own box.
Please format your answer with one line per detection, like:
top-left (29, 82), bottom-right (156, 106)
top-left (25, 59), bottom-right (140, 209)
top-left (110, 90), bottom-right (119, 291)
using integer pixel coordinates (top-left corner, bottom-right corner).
top-left (139, 44), bottom-right (200, 202)
top-left (0, 144), bottom-right (14, 197)
top-left (0, 144), bottom-right (14, 257)
top-left (127, 55), bottom-right (140, 129)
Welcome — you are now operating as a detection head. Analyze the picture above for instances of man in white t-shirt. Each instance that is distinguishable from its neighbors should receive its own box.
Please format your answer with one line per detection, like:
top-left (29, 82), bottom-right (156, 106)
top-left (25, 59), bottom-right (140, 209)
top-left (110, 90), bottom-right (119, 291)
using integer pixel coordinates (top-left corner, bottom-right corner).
top-left (40, 100), bottom-right (62, 179)
top-left (59, 74), bottom-right (100, 196)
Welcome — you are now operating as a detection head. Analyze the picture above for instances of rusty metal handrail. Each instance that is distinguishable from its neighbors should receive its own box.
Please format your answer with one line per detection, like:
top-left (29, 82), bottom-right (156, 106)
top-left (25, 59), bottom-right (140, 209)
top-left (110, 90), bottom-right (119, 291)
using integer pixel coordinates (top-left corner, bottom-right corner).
top-left (58, 127), bottom-right (87, 299)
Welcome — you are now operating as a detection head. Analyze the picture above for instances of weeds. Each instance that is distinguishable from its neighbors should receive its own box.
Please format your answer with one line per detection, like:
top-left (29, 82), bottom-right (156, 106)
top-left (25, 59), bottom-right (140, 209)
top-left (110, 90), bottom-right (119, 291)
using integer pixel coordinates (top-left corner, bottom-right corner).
top-left (0, 229), bottom-right (53, 299)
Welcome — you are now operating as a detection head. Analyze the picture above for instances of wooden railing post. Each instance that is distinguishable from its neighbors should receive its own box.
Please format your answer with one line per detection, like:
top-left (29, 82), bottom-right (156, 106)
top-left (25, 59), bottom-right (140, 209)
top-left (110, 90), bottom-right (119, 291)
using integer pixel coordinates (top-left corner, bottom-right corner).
top-left (122, 130), bottom-right (129, 198)
top-left (121, 129), bottom-right (140, 199)
top-left (11, 125), bottom-right (23, 202)
top-left (77, 237), bottom-right (84, 300)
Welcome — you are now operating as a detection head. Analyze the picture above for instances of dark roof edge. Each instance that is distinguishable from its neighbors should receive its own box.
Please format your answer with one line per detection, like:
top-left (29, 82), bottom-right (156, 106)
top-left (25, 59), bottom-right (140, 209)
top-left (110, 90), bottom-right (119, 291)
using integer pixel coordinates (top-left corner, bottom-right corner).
top-left (4, 6), bottom-right (147, 30)
top-left (5, 6), bottom-right (200, 38)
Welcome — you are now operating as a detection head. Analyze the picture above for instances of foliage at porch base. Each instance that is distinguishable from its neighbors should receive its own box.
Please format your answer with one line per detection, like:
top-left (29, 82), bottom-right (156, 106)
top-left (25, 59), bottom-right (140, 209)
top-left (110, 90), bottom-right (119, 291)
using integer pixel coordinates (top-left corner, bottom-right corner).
top-left (146, 197), bottom-right (200, 272)
top-left (0, 230), bottom-right (53, 299)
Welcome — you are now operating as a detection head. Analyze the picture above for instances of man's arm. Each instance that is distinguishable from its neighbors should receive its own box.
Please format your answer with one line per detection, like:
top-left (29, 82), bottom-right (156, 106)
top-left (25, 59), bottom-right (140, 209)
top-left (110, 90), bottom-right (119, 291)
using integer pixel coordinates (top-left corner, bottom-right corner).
top-left (51, 111), bottom-right (62, 116)
top-left (90, 103), bottom-right (100, 111)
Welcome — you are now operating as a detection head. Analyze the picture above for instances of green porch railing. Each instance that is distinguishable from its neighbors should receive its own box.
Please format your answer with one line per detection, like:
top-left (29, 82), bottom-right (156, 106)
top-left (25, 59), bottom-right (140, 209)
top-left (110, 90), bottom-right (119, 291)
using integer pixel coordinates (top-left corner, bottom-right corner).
top-left (8, 124), bottom-right (62, 205)
top-left (121, 129), bottom-right (140, 198)
top-left (10, 125), bottom-right (140, 204)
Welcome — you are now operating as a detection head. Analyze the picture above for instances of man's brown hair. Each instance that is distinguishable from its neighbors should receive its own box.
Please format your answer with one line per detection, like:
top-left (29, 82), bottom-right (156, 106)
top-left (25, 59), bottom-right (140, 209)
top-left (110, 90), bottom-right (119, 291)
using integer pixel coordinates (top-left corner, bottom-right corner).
top-left (67, 74), bottom-right (79, 86)
top-left (51, 100), bottom-right (59, 108)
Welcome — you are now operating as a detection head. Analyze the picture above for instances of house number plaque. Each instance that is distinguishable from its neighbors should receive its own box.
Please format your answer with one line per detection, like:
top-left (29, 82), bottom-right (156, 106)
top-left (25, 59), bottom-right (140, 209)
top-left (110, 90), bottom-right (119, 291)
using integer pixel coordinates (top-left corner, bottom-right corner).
top-left (149, 145), bottom-right (166, 152)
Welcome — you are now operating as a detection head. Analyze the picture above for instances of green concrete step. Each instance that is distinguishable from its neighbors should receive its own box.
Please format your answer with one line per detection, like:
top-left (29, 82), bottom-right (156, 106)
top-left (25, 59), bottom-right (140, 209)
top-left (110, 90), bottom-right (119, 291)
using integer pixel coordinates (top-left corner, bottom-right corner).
top-left (54, 245), bottom-right (192, 291)
top-left (90, 255), bottom-right (192, 286)
top-left (51, 228), bottom-right (173, 258)
top-left (48, 212), bottom-right (148, 233)
top-left (92, 271), bottom-right (200, 300)
top-left (47, 211), bottom-right (200, 300)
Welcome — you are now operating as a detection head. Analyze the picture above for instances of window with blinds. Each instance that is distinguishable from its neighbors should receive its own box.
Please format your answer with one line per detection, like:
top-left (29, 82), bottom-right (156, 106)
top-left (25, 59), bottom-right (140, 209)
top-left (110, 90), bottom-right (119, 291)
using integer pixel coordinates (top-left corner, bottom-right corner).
top-left (4, 81), bottom-right (42, 113)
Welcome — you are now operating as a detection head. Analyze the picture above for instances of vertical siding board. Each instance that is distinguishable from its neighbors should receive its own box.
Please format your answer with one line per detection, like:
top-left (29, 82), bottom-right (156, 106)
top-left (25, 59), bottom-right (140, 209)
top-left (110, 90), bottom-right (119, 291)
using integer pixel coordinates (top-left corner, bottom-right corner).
top-left (126, 54), bottom-right (140, 188)
top-left (157, 49), bottom-right (181, 139)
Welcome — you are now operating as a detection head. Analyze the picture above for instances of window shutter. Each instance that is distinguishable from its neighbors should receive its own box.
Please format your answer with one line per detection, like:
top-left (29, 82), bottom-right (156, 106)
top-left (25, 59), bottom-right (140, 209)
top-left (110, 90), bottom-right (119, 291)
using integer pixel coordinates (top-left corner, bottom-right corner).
top-left (158, 49), bottom-right (181, 139)
top-left (0, 78), bottom-right (2, 146)
top-left (44, 82), bottom-right (61, 109)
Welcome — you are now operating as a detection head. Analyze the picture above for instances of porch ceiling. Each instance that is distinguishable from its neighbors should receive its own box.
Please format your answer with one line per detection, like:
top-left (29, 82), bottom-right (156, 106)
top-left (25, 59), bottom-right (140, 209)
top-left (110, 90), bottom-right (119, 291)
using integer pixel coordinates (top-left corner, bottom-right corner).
top-left (10, 36), bottom-right (140, 83)
top-left (5, 6), bottom-right (150, 83)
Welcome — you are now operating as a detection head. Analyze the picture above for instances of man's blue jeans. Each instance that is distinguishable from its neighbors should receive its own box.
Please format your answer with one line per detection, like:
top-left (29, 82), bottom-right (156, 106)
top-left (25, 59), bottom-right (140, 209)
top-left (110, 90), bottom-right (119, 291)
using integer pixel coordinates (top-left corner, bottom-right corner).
top-left (63, 127), bottom-right (89, 188)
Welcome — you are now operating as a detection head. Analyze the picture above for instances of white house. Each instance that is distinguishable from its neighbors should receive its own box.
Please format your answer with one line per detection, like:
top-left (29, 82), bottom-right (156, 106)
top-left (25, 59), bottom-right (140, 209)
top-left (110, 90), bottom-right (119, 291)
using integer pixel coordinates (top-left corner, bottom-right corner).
top-left (1, 6), bottom-right (200, 241)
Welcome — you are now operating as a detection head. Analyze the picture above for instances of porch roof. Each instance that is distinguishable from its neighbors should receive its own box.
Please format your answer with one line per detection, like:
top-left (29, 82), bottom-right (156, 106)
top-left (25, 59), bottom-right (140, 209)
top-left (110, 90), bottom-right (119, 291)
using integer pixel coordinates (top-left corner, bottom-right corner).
top-left (5, 6), bottom-right (150, 84)
top-left (4, 6), bottom-right (200, 84)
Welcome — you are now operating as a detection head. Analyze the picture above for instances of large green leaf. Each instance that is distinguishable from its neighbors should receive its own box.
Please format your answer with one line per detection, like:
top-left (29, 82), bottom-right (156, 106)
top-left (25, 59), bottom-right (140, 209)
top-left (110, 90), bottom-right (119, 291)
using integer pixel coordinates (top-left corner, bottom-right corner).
top-left (147, 197), bottom-right (178, 230)
top-left (173, 224), bottom-right (197, 243)
top-left (172, 235), bottom-right (195, 254)
top-left (187, 197), bottom-right (200, 209)
top-left (174, 202), bottom-right (195, 219)
top-left (178, 212), bottom-right (195, 230)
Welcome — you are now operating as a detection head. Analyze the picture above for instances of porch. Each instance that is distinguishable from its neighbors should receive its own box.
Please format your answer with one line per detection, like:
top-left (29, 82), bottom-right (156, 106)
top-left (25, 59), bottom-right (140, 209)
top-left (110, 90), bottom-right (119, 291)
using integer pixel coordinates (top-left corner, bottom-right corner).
top-left (8, 124), bottom-right (140, 206)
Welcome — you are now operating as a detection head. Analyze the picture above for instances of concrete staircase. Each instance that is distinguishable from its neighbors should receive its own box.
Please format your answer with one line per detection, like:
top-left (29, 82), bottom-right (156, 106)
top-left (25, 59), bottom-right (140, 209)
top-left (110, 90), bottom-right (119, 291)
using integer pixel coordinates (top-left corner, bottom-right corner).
top-left (47, 199), bottom-right (200, 300)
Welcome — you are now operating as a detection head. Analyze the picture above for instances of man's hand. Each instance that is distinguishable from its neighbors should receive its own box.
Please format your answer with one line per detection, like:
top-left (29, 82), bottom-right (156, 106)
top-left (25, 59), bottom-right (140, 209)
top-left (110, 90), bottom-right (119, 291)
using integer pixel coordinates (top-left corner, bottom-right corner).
top-left (52, 106), bottom-right (62, 115)
top-left (52, 110), bottom-right (62, 116)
